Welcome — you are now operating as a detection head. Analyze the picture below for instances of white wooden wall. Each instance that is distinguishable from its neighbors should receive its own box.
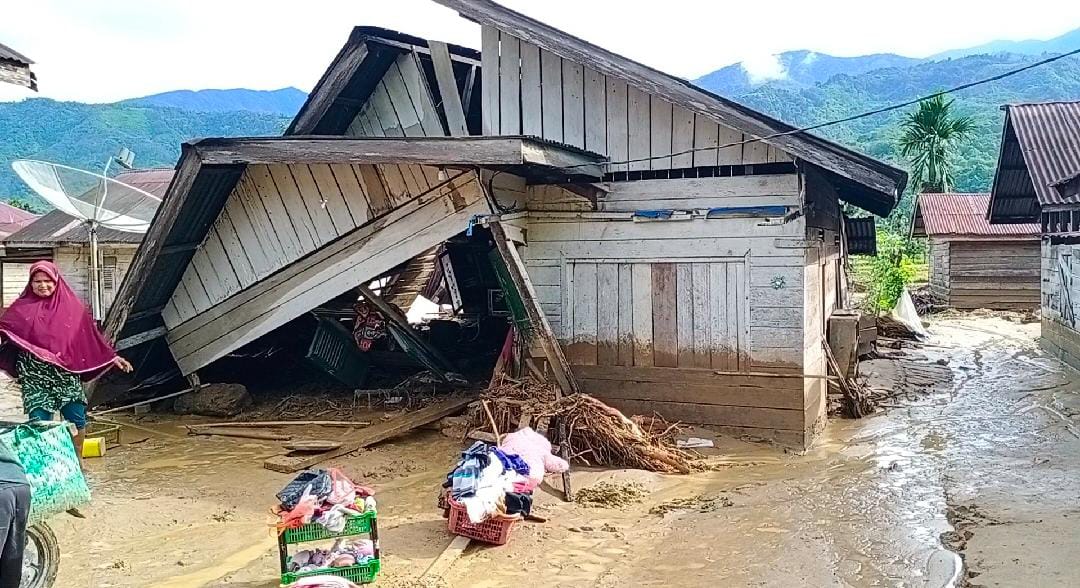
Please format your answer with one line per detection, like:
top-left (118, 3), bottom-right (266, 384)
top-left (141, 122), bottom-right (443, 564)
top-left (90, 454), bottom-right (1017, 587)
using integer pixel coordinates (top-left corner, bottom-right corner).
top-left (164, 173), bottom-right (488, 375)
top-left (164, 162), bottom-right (451, 329)
top-left (1, 263), bottom-right (30, 307)
top-left (482, 26), bottom-right (793, 170)
top-left (520, 174), bottom-right (806, 372)
top-left (56, 245), bottom-right (136, 311)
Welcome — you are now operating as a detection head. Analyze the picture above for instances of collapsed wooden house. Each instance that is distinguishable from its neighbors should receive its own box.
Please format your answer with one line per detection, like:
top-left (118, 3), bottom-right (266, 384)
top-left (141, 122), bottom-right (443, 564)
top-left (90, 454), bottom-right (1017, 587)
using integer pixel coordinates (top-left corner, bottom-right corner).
top-left (911, 192), bottom-right (1040, 310)
top-left (105, 1), bottom-right (906, 448)
top-left (989, 101), bottom-right (1080, 367)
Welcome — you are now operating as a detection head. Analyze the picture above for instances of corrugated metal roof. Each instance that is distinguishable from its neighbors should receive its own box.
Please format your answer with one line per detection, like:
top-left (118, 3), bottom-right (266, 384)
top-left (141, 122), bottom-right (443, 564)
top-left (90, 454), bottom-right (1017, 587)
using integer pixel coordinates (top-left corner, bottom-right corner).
top-left (1008, 102), bottom-right (1080, 206)
top-left (0, 202), bottom-right (38, 238)
top-left (915, 193), bottom-right (1039, 237)
top-left (3, 168), bottom-right (173, 246)
top-left (0, 42), bottom-right (32, 66)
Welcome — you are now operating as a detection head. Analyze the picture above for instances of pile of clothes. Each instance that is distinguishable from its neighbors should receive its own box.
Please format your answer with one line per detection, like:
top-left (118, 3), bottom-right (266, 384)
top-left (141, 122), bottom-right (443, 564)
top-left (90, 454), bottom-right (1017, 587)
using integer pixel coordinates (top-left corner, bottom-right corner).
top-left (287, 538), bottom-right (375, 574)
top-left (443, 427), bottom-right (569, 524)
top-left (275, 468), bottom-right (376, 533)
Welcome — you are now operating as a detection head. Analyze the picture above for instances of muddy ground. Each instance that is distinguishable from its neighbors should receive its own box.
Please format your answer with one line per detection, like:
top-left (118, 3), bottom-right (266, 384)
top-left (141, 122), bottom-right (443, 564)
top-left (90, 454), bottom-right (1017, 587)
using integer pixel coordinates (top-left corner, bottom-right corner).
top-left (15, 314), bottom-right (1080, 587)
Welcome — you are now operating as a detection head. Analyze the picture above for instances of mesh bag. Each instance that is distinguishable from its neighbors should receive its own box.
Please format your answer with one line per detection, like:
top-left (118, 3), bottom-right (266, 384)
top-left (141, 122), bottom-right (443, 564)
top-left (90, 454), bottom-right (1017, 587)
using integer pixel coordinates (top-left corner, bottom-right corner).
top-left (0, 422), bottom-right (91, 524)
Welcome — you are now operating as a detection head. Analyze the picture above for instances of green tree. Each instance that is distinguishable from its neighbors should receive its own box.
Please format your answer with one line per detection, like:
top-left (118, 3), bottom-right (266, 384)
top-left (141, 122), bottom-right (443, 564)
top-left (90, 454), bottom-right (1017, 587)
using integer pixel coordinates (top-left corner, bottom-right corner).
top-left (3, 197), bottom-right (43, 214)
top-left (898, 95), bottom-right (975, 193)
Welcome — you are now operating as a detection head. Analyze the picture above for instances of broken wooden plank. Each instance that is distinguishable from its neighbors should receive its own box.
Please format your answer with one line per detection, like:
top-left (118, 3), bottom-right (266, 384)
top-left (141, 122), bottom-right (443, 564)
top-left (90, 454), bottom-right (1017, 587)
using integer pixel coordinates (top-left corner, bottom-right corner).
top-left (188, 428), bottom-right (293, 441)
top-left (429, 41), bottom-right (469, 137)
top-left (487, 220), bottom-right (579, 398)
top-left (422, 535), bottom-right (472, 580)
top-left (186, 420), bottom-right (371, 429)
top-left (263, 396), bottom-right (474, 473)
top-left (358, 283), bottom-right (455, 378)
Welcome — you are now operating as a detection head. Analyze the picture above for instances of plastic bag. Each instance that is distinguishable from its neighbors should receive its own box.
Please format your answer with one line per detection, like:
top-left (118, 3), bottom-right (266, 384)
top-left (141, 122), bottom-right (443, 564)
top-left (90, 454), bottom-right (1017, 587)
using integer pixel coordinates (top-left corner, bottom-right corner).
top-left (277, 470), bottom-right (332, 510)
top-left (0, 422), bottom-right (90, 524)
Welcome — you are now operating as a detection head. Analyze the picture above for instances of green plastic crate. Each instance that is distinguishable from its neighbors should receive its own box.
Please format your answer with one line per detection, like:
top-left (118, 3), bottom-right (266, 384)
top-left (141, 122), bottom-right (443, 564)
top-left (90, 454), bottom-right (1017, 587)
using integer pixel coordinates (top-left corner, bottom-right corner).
top-left (282, 510), bottom-right (376, 545)
top-left (281, 558), bottom-right (380, 585)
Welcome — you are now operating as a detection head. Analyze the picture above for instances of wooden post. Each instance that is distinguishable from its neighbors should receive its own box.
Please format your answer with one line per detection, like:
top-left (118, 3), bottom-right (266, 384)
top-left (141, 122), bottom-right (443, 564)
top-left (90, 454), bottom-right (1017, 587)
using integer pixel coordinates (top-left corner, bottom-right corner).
top-left (487, 221), bottom-right (579, 398)
top-left (488, 220), bottom-right (577, 502)
top-left (357, 284), bottom-right (455, 376)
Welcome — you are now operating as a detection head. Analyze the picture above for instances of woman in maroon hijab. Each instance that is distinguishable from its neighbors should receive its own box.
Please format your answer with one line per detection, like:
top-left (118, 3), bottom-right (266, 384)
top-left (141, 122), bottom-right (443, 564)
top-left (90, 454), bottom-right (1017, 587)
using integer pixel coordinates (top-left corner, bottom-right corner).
top-left (0, 261), bottom-right (132, 457)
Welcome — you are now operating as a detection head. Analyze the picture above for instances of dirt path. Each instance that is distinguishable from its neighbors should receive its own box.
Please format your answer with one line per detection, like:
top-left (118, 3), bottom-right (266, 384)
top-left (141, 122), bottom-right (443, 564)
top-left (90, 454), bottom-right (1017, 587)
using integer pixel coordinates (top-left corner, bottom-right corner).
top-left (32, 314), bottom-right (1080, 587)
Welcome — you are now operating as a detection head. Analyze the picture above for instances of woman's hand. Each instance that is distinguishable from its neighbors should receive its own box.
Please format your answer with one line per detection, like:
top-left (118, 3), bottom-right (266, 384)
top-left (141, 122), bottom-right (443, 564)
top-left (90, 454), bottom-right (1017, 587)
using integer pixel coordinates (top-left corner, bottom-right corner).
top-left (113, 356), bottom-right (133, 373)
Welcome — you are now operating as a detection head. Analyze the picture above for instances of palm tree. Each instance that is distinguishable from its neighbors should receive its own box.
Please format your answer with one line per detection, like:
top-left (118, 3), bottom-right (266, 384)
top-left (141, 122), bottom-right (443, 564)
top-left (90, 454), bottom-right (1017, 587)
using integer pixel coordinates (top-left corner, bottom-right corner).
top-left (898, 95), bottom-right (974, 193)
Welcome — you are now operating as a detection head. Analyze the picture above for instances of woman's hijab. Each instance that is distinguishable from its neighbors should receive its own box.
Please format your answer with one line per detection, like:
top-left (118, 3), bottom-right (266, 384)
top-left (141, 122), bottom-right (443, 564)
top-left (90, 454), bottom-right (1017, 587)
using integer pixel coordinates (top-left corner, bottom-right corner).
top-left (0, 260), bottom-right (118, 381)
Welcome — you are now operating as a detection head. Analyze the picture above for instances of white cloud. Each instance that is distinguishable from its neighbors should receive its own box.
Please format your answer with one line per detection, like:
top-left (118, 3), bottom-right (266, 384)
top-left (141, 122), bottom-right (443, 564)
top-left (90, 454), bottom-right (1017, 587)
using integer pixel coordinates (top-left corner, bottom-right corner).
top-left (741, 53), bottom-right (788, 84)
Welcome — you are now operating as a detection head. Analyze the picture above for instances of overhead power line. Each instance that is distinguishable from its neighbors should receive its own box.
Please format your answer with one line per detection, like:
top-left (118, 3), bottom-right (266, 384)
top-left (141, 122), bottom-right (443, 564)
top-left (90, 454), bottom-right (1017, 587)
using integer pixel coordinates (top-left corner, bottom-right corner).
top-left (571, 47), bottom-right (1080, 169)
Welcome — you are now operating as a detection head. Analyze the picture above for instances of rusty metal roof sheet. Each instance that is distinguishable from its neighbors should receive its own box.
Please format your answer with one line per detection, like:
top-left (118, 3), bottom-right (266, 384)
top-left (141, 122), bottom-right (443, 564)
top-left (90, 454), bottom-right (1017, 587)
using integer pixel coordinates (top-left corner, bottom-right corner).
top-left (914, 193), bottom-right (1039, 237)
top-left (1006, 102), bottom-right (1080, 206)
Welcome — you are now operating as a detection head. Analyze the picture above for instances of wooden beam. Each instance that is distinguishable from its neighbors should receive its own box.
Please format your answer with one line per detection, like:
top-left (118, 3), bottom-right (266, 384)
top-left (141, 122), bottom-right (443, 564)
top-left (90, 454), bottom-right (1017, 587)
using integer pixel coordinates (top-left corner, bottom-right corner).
top-left (114, 326), bottom-right (167, 351)
top-left (357, 284), bottom-right (455, 377)
top-left (428, 41), bottom-right (469, 137)
top-left (192, 137), bottom-right (603, 177)
top-left (263, 396), bottom-right (474, 473)
top-left (487, 220), bottom-right (579, 397)
top-left (289, 43), bottom-right (370, 135)
top-left (158, 243), bottom-right (201, 256)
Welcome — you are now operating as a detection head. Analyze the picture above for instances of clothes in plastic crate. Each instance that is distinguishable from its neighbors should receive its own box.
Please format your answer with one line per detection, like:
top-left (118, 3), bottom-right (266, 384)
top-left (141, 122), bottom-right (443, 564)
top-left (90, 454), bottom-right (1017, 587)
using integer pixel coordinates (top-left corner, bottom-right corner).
top-left (446, 496), bottom-right (520, 545)
top-left (281, 558), bottom-right (380, 585)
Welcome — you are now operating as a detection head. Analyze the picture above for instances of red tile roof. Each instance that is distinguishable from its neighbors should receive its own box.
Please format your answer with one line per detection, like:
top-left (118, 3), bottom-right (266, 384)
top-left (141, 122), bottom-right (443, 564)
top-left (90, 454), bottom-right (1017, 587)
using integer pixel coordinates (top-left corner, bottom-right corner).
top-left (913, 193), bottom-right (1039, 237)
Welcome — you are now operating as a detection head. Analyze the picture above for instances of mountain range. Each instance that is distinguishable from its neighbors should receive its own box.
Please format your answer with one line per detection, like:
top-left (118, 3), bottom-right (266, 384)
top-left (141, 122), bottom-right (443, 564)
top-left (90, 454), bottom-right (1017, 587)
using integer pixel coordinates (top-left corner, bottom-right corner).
top-left (1, 26), bottom-right (1079, 216)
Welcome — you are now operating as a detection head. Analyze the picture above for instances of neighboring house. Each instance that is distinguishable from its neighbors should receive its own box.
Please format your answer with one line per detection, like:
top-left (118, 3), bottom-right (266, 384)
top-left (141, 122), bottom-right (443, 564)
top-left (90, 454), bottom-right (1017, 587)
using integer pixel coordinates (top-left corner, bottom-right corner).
top-left (1, 169), bottom-right (173, 309)
top-left (107, 1), bottom-right (906, 449)
top-left (988, 101), bottom-right (1080, 367)
top-left (0, 42), bottom-right (36, 91)
top-left (911, 192), bottom-right (1040, 310)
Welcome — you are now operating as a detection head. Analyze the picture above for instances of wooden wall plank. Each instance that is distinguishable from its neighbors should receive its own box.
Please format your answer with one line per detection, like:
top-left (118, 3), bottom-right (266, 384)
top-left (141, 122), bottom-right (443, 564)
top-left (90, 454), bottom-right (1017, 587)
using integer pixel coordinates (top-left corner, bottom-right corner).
top-left (606, 79), bottom-right (629, 173)
top-left (203, 228), bottom-right (242, 298)
top-left (675, 263), bottom-right (694, 367)
top-left (718, 126), bottom-right (744, 165)
top-left (354, 164), bottom-right (391, 217)
top-left (329, 163), bottom-right (375, 223)
top-left (596, 263), bottom-right (619, 366)
top-left (671, 106), bottom-right (695, 168)
top-left (743, 134), bottom-right (770, 164)
top-left (690, 263), bottom-right (711, 368)
top-left (498, 32), bottom-right (521, 135)
top-left (428, 41), bottom-right (469, 136)
top-left (172, 281), bottom-right (198, 319)
top-left (370, 82), bottom-right (404, 136)
top-left (246, 165), bottom-right (304, 261)
top-left (290, 164), bottom-right (339, 245)
top-left (627, 86), bottom-right (651, 172)
top-left (709, 262), bottom-right (730, 370)
top-left (561, 59), bottom-right (585, 148)
top-left (235, 173), bottom-right (288, 271)
top-left (309, 163), bottom-right (358, 233)
top-left (571, 262), bottom-right (598, 365)
top-left (540, 49), bottom-right (563, 142)
top-left (221, 196), bottom-right (271, 281)
top-left (267, 164), bottom-right (318, 252)
top-left (187, 249), bottom-right (218, 308)
top-left (400, 53), bottom-right (446, 137)
top-left (583, 67), bottom-right (607, 156)
top-left (631, 263), bottom-right (653, 366)
top-left (215, 207), bottom-right (258, 287)
top-left (651, 263), bottom-right (678, 367)
top-left (649, 97), bottom-right (673, 170)
top-left (617, 262), bottom-right (634, 366)
top-left (162, 300), bottom-right (181, 328)
top-left (377, 163), bottom-right (414, 207)
top-left (733, 260), bottom-right (749, 370)
top-left (520, 41), bottom-right (543, 136)
top-left (481, 25), bottom-right (500, 135)
top-left (692, 116), bottom-right (719, 168)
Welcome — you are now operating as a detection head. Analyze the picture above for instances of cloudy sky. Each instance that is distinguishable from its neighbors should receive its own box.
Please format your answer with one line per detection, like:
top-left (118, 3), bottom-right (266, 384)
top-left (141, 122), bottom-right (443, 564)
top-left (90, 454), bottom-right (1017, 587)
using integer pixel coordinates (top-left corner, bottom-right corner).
top-left (2, 0), bottom-right (1079, 103)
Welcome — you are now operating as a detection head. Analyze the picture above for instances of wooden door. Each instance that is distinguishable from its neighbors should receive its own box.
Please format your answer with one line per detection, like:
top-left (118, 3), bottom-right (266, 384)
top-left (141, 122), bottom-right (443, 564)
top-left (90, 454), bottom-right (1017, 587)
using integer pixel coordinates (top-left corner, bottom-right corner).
top-left (563, 259), bottom-right (748, 371)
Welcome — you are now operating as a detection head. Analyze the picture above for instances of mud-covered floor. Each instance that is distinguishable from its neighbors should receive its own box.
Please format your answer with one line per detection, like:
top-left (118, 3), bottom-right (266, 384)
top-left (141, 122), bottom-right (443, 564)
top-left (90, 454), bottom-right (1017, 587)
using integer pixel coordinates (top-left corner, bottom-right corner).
top-left (35, 315), bottom-right (1080, 587)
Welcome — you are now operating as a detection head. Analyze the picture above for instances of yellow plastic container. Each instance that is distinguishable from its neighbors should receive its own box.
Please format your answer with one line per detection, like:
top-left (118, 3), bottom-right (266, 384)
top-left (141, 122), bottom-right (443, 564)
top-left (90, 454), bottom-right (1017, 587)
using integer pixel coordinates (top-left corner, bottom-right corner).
top-left (82, 437), bottom-right (106, 458)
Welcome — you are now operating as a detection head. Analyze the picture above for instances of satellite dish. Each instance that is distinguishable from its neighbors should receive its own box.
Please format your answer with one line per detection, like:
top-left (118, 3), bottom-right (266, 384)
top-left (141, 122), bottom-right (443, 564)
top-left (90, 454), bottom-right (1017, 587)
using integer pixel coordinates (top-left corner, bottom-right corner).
top-left (11, 157), bottom-right (163, 320)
